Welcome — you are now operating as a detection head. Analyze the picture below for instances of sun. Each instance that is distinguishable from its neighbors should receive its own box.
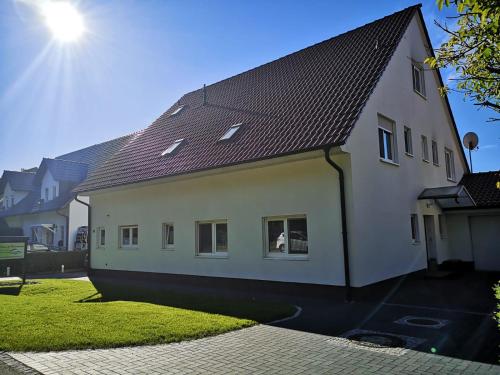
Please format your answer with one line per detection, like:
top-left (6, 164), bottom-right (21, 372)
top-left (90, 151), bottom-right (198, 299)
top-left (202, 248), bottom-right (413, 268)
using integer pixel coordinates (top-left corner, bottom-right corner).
top-left (42, 1), bottom-right (85, 42)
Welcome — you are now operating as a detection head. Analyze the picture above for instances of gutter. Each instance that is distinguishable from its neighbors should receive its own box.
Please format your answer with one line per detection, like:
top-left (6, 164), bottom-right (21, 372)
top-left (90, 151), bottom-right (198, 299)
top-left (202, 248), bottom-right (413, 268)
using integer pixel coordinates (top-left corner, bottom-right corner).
top-left (324, 147), bottom-right (352, 302)
top-left (74, 196), bottom-right (91, 276)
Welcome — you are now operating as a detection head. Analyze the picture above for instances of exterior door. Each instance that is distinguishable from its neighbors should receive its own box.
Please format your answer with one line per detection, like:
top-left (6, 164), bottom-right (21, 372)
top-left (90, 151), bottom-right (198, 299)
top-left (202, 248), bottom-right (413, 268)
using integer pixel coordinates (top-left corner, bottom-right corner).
top-left (423, 215), bottom-right (437, 267)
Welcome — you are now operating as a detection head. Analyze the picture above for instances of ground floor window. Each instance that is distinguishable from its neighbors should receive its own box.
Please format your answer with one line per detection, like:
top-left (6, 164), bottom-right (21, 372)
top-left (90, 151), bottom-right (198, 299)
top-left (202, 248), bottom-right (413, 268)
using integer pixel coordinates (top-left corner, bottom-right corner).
top-left (265, 216), bottom-right (308, 256)
top-left (196, 221), bottom-right (227, 255)
top-left (120, 225), bottom-right (138, 248)
top-left (162, 223), bottom-right (174, 249)
top-left (410, 214), bottom-right (419, 242)
top-left (97, 227), bottom-right (106, 248)
top-left (438, 215), bottom-right (447, 239)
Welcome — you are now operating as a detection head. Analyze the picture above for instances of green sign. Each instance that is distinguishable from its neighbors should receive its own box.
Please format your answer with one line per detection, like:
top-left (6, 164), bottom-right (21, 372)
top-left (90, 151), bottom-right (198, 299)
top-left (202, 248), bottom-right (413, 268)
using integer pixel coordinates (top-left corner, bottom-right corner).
top-left (0, 242), bottom-right (25, 260)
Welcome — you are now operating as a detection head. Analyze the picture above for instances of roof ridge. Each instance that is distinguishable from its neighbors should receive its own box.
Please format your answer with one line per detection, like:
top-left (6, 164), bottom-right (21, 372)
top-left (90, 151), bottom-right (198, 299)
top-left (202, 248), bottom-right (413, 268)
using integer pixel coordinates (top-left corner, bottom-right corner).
top-left (43, 157), bottom-right (90, 166)
top-left (3, 170), bottom-right (36, 175)
top-left (180, 4), bottom-right (421, 100)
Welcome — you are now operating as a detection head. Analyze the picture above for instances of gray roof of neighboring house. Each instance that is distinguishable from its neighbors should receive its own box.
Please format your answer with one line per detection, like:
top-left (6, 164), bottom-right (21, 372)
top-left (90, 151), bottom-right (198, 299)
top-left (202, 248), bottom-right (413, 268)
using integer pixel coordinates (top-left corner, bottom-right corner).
top-left (34, 158), bottom-right (89, 185)
top-left (75, 5), bottom-right (422, 193)
top-left (0, 170), bottom-right (36, 194)
top-left (460, 171), bottom-right (500, 209)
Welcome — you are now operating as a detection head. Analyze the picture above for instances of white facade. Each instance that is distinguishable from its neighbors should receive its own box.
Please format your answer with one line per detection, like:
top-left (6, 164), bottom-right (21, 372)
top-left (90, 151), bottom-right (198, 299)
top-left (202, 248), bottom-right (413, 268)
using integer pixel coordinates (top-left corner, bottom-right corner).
top-left (40, 170), bottom-right (59, 201)
top-left (2, 182), bottom-right (29, 209)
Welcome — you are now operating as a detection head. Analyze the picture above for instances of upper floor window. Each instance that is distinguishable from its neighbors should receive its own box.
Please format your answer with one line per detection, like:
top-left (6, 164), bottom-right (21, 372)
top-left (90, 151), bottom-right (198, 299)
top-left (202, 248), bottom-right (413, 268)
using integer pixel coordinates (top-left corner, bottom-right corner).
top-left (412, 64), bottom-right (426, 97)
top-left (431, 140), bottom-right (439, 166)
top-left (162, 223), bottom-right (175, 249)
top-left (52, 186), bottom-right (57, 199)
top-left (10, 196), bottom-right (14, 207)
top-left (265, 216), bottom-right (308, 257)
top-left (421, 135), bottom-right (429, 162)
top-left (161, 139), bottom-right (184, 156)
top-left (378, 115), bottom-right (397, 163)
top-left (445, 148), bottom-right (456, 181)
top-left (220, 123), bottom-right (242, 141)
top-left (45, 188), bottom-right (49, 202)
top-left (196, 221), bottom-right (228, 256)
top-left (120, 225), bottom-right (138, 248)
top-left (404, 126), bottom-right (413, 156)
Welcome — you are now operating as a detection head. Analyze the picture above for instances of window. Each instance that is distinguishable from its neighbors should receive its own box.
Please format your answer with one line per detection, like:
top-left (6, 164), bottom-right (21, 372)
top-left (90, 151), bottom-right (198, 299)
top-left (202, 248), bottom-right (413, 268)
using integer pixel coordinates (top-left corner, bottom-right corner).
top-left (52, 186), bottom-right (57, 199)
top-left (412, 64), bottom-right (426, 97)
top-left (220, 123), bottom-right (242, 141)
top-left (421, 135), bottom-right (429, 162)
top-left (378, 115), bottom-right (397, 163)
top-left (10, 196), bottom-right (14, 207)
top-left (431, 140), bottom-right (439, 165)
top-left (161, 139), bottom-right (184, 156)
top-left (170, 105), bottom-right (185, 116)
top-left (438, 215), bottom-right (448, 239)
top-left (162, 223), bottom-right (174, 249)
top-left (45, 188), bottom-right (49, 201)
top-left (120, 225), bottom-right (138, 248)
top-left (265, 216), bottom-right (308, 257)
top-left (404, 126), bottom-right (413, 156)
top-left (97, 227), bottom-right (105, 248)
top-left (445, 148), bottom-right (456, 181)
top-left (196, 221), bottom-right (227, 255)
top-left (410, 214), bottom-right (419, 242)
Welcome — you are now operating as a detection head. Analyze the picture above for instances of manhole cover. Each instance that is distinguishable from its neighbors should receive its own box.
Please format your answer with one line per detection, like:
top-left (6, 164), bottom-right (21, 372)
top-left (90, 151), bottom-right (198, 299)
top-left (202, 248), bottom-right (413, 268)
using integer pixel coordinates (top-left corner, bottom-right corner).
top-left (348, 333), bottom-right (406, 348)
top-left (395, 316), bottom-right (450, 329)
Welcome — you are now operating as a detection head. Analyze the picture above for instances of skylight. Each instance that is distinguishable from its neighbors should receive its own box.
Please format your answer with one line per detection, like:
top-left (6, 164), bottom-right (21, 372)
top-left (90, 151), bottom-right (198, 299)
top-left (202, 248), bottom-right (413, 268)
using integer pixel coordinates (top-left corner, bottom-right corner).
top-left (170, 105), bottom-right (185, 116)
top-left (220, 123), bottom-right (242, 141)
top-left (161, 139), bottom-right (184, 156)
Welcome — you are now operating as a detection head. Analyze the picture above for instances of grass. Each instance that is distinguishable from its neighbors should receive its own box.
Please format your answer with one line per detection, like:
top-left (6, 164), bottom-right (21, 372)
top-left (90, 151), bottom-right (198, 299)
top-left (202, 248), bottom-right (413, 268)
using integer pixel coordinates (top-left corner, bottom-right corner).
top-left (0, 279), bottom-right (294, 352)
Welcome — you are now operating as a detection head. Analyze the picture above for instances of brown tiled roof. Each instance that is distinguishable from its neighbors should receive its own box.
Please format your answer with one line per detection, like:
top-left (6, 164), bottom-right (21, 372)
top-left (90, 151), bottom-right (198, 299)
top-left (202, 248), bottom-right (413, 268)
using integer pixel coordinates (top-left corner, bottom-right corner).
top-left (75, 5), bottom-right (420, 193)
top-left (461, 171), bottom-right (500, 208)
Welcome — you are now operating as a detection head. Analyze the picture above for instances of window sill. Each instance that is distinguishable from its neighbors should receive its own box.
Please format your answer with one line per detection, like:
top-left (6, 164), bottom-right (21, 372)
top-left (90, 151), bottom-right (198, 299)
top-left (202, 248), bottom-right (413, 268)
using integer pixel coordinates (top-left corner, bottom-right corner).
top-left (411, 241), bottom-right (420, 246)
top-left (161, 247), bottom-right (175, 252)
top-left (264, 255), bottom-right (309, 261)
top-left (379, 158), bottom-right (399, 167)
top-left (422, 159), bottom-right (430, 163)
top-left (195, 253), bottom-right (228, 259)
top-left (433, 163), bottom-right (440, 167)
top-left (119, 247), bottom-right (139, 251)
top-left (405, 152), bottom-right (414, 158)
top-left (447, 177), bottom-right (456, 183)
top-left (414, 90), bottom-right (427, 100)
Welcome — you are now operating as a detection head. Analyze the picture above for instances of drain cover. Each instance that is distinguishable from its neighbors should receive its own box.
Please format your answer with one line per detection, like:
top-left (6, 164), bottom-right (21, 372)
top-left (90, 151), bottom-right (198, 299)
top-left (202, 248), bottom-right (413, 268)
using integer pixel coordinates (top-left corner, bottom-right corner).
top-left (348, 333), bottom-right (406, 348)
top-left (395, 316), bottom-right (449, 329)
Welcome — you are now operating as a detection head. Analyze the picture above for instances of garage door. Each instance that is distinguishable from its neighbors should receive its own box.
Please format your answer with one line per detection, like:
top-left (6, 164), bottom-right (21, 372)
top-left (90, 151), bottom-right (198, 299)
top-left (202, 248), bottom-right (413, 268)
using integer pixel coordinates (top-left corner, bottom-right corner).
top-left (470, 215), bottom-right (500, 271)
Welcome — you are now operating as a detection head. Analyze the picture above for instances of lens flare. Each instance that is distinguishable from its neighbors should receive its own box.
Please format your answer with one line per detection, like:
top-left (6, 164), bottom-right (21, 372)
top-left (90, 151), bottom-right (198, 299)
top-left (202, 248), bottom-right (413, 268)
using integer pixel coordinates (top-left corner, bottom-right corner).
top-left (42, 2), bottom-right (85, 42)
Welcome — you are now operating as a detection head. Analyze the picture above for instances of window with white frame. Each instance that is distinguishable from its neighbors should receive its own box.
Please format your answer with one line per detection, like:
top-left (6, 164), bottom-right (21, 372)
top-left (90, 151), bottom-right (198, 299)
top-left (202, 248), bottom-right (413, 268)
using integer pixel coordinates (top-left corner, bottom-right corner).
top-left (431, 140), bottom-right (439, 165)
top-left (445, 148), bottom-right (456, 181)
top-left (220, 123), bottom-right (242, 141)
top-left (404, 126), bottom-right (413, 156)
top-left (196, 221), bottom-right (227, 255)
top-left (120, 225), bottom-right (138, 248)
top-left (161, 139), bottom-right (184, 156)
top-left (412, 64), bottom-right (426, 97)
top-left (264, 216), bottom-right (308, 257)
top-left (378, 115), bottom-right (397, 163)
top-left (96, 227), bottom-right (105, 248)
top-left (52, 186), bottom-right (57, 199)
top-left (10, 196), bottom-right (14, 207)
top-left (170, 105), bottom-right (185, 116)
top-left (162, 223), bottom-right (175, 249)
top-left (438, 215), bottom-right (448, 239)
top-left (410, 214), bottom-right (419, 242)
top-left (421, 135), bottom-right (429, 162)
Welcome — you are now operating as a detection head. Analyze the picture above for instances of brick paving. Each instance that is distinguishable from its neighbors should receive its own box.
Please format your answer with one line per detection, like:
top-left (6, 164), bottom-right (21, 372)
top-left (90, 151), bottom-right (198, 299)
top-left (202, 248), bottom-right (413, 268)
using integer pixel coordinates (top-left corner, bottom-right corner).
top-left (8, 325), bottom-right (500, 374)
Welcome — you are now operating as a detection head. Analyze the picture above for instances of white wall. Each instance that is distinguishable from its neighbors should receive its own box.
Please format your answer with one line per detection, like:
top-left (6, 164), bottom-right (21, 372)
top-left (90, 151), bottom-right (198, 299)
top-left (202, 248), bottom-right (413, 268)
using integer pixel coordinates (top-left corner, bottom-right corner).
top-left (343, 14), bottom-right (467, 286)
top-left (3, 182), bottom-right (29, 208)
top-left (68, 197), bottom-right (89, 251)
top-left (5, 211), bottom-right (67, 245)
top-left (88, 155), bottom-right (348, 286)
top-left (40, 170), bottom-right (59, 201)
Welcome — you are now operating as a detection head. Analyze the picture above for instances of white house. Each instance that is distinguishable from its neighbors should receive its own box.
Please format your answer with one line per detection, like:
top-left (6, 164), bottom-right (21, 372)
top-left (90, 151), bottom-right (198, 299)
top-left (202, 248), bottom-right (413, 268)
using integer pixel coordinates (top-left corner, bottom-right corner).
top-left (0, 135), bottom-right (134, 250)
top-left (74, 5), bottom-right (493, 288)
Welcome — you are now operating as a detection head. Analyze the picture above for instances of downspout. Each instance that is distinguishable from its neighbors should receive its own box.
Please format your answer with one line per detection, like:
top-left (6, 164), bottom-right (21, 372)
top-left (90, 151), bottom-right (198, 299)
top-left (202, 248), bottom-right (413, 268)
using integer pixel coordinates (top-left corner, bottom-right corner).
top-left (74, 196), bottom-right (91, 276)
top-left (324, 147), bottom-right (352, 302)
top-left (55, 208), bottom-right (69, 250)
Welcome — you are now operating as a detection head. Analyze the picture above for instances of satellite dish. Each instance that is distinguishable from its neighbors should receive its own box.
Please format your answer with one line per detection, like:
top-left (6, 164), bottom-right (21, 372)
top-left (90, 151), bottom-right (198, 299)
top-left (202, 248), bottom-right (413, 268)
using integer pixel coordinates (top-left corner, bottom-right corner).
top-left (463, 132), bottom-right (479, 150)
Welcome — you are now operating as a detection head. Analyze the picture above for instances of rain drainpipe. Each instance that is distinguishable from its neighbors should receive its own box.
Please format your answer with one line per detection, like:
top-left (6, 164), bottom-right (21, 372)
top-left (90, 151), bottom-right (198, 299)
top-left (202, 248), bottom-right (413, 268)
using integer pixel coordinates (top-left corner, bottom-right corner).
top-left (324, 147), bottom-right (352, 302)
top-left (74, 196), bottom-right (91, 276)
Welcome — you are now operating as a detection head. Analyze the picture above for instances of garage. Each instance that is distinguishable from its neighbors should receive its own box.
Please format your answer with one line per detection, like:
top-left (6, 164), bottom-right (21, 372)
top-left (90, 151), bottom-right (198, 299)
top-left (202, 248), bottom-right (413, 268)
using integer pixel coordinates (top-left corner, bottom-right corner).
top-left (470, 215), bottom-right (500, 271)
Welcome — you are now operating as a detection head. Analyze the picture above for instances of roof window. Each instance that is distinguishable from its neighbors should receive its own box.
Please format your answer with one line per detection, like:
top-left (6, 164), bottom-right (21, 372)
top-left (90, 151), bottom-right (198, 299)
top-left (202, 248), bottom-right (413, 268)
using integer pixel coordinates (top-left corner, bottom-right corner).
top-left (219, 123), bottom-right (242, 141)
top-left (161, 139), bottom-right (184, 156)
top-left (170, 105), bottom-right (185, 116)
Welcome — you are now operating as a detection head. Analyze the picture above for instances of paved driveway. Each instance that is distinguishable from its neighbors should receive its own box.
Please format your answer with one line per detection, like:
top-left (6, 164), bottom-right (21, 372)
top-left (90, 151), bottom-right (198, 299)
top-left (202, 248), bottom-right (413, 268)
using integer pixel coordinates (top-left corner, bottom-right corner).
top-left (3, 270), bottom-right (500, 374)
top-left (9, 325), bottom-right (499, 375)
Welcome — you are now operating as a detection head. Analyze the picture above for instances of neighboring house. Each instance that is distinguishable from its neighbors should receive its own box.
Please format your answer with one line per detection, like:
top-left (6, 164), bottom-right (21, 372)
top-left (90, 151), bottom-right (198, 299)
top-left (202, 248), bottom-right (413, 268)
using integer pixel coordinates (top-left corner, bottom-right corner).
top-left (0, 170), bottom-right (36, 211)
top-left (72, 5), bottom-right (489, 288)
top-left (0, 134), bottom-right (134, 250)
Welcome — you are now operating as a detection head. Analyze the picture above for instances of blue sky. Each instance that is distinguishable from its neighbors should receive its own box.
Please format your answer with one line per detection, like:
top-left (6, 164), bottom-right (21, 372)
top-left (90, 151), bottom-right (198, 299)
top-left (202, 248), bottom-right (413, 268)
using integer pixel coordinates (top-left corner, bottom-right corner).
top-left (0, 0), bottom-right (498, 173)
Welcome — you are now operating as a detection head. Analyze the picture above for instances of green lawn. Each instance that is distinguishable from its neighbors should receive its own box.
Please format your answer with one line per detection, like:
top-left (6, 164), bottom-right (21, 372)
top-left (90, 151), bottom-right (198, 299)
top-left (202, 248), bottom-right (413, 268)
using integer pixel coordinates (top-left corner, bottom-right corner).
top-left (0, 279), bottom-right (294, 352)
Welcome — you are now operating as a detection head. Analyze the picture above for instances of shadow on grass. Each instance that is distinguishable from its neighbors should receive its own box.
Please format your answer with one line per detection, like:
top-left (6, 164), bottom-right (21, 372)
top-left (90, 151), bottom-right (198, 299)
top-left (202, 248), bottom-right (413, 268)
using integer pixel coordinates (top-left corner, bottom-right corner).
top-left (0, 281), bottom-right (23, 296)
top-left (77, 280), bottom-right (295, 323)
